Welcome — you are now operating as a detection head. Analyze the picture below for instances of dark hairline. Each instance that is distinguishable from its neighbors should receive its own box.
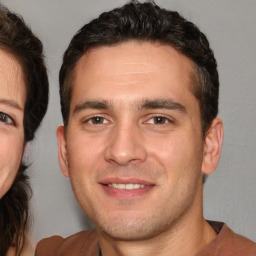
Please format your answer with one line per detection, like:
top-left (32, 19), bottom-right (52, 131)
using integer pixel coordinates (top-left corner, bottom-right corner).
top-left (62, 39), bottom-right (203, 131)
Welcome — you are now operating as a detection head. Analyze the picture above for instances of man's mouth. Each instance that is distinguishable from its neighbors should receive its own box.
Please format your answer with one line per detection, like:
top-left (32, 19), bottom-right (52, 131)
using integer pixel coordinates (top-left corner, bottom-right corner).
top-left (107, 183), bottom-right (149, 190)
top-left (99, 179), bottom-right (155, 199)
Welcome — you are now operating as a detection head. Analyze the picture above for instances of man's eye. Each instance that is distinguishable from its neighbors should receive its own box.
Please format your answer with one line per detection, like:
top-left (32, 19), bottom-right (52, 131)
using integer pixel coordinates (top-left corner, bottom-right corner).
top-left (147, 116), bottom-right (171, 125)
top-left (88, 116), bottom-right (108, 124)
top-left (0, 112), bottom-right (15, 125)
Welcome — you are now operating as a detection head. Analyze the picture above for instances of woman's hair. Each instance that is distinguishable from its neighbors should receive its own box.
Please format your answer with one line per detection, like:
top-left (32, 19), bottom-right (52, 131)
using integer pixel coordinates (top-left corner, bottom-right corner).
top-left (0, 4), bottom-right (49, 256)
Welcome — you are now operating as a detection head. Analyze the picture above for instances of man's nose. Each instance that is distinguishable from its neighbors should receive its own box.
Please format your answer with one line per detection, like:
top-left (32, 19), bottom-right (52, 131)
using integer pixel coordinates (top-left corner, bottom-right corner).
top-left (104, 124), bottom-right (147, 166)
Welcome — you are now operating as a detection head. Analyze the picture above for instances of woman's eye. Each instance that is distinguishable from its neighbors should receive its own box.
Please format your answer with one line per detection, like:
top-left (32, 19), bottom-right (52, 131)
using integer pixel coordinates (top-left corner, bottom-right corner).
top-left (147, 116), bottom-right (171, 125)
top-left (0, 112), bottom-right (15, 125)
top-left (88, 116), bottom-right (108, 124)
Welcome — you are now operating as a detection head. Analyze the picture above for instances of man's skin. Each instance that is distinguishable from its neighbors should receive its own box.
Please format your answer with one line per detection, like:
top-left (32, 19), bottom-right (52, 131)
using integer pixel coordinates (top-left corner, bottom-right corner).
top-left (57, 41), bottom-right (223, 256)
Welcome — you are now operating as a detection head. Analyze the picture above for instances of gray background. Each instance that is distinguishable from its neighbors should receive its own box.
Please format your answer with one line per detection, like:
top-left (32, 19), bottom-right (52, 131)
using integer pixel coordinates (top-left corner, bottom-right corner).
top-left (1, 0), bottom-right (255, 245)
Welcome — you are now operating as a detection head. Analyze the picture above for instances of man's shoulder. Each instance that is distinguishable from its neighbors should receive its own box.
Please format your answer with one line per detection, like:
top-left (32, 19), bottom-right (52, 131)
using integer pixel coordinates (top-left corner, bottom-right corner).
top-left (221, 225), bottom-right (256, 255)
top-left (199, 221), bottom-right (256, 256)
top-left (35, 229), bottom-right (98, 256)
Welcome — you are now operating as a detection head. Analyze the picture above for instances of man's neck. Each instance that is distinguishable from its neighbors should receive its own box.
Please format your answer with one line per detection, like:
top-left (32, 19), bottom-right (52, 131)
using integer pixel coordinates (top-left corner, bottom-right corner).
top-left (98, 215), bottom-right (217, 256)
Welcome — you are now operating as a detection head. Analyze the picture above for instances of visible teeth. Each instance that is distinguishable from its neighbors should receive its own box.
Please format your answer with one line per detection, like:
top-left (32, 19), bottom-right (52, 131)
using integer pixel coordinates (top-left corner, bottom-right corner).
top-left (134, 184), bottom-right (140, 189)
top-left (125, 184), bottom-right (135, 190)
top-left (108, 184), bottom-right (147, 190)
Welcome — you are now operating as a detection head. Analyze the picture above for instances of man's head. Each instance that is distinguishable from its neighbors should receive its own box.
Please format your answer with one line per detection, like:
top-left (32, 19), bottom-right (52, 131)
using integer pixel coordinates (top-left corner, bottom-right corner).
top-left (57, 1), bottom-right (223, 242)
top-left (59, 1), bottom-right (219, 135)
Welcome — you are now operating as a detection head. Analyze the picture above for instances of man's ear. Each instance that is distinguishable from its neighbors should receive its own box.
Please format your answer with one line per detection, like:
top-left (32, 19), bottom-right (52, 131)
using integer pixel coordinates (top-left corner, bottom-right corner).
top-left (202, 118), bottom-right (223, 175)
top-left (56, 125), bottom-right (69, 177)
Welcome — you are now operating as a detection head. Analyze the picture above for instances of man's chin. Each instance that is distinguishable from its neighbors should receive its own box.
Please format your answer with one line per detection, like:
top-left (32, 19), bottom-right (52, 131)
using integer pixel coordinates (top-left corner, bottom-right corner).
top-left (96, 218), bottom-right (166, 242)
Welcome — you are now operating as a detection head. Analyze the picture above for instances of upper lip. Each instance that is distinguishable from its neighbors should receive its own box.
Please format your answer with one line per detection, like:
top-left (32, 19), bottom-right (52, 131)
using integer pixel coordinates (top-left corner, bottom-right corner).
top-left (99, 177), bottom-right (155, 186)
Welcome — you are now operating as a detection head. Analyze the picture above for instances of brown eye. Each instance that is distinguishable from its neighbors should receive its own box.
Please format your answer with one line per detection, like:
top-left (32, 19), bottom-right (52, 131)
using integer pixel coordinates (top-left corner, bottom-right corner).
top-left (145, 116), bottom-right (172, 125)
top-left (91, 117), bottom-right (105, 124)
top-left (153, 116), bottom-right (168, 124)
top-left (86, 116), bottom-right (110, 125)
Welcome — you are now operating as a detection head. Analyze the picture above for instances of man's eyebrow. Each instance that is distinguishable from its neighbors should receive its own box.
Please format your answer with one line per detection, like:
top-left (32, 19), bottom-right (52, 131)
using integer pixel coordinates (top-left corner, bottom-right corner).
top-left (73, 99), bottom-right (187, 114)
top-left (73, 100), bottom-right (111, 115)
top-left (140, 99), bottom-right (187, 113)
top-left (0, 98), bottom-right (23, 111)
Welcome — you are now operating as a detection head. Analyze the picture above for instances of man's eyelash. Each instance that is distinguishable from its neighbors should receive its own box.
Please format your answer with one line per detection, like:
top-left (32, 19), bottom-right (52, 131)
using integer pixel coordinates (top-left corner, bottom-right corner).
top-left (82, 116), bottom-right (109, 124)
top-left (145, 115), bottom-right (175, 125)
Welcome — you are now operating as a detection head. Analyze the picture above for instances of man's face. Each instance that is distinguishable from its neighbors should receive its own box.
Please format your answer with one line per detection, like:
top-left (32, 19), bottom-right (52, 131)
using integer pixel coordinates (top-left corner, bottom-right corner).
top-left (58, 41), bottom-right (209, 240)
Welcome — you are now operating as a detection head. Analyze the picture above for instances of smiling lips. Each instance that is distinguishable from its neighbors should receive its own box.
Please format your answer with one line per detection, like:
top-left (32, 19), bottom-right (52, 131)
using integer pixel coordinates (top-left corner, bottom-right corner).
top-left (100, 179), bottom-right (155, 199)
top-left (107, 183), bottom-right (148, 190)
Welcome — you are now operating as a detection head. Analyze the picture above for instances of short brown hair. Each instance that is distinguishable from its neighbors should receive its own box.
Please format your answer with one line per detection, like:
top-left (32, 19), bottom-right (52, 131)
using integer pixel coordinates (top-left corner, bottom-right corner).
top-left (59, 1), bottom-right (219, 135)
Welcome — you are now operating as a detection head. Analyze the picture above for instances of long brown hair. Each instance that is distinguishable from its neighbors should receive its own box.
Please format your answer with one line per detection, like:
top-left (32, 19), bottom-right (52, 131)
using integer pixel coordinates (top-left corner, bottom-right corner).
top-left (0, 4), bottom-right (49, 256)
top-left (0, 165), bottom-right (30, 256)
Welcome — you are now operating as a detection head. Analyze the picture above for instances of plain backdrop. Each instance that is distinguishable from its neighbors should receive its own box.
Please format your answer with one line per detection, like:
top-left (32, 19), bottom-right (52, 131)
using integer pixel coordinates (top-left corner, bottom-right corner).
top-left (1, 0), bottom-right (255, 244)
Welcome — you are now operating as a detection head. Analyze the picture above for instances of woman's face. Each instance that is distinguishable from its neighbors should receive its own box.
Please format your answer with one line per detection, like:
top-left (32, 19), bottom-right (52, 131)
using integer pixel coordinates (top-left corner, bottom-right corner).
top-left (0, 49), bottom-right (26, 198)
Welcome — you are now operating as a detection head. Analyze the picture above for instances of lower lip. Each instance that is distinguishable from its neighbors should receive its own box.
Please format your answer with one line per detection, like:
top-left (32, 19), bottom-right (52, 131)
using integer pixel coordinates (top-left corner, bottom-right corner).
top-left (100, 184), bottom-right (154, 199)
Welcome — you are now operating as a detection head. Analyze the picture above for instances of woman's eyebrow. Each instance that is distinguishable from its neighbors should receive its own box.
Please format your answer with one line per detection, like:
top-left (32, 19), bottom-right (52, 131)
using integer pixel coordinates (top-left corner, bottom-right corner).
top-left (0, 98), bottom-right (23, 111)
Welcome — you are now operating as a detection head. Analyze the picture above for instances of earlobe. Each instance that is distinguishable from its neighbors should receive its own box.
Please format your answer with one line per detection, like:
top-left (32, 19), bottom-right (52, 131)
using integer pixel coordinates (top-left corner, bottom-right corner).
top-left (56, 125), bottom-right (69, 177)
top-left (202, 118), bottom-right (223, 175)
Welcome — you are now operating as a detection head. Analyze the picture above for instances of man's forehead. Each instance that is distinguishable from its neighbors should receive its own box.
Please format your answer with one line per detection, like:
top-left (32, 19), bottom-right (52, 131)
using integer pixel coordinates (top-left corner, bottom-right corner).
top-left (74, 41), bottom-right (195, 76)
top-left (70, 41), bottom-right (198, 111)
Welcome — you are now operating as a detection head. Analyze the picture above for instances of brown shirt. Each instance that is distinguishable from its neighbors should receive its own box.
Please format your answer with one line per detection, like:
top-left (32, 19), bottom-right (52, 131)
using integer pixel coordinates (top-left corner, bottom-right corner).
top-left (35, 221), bottom-right (256, 256)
